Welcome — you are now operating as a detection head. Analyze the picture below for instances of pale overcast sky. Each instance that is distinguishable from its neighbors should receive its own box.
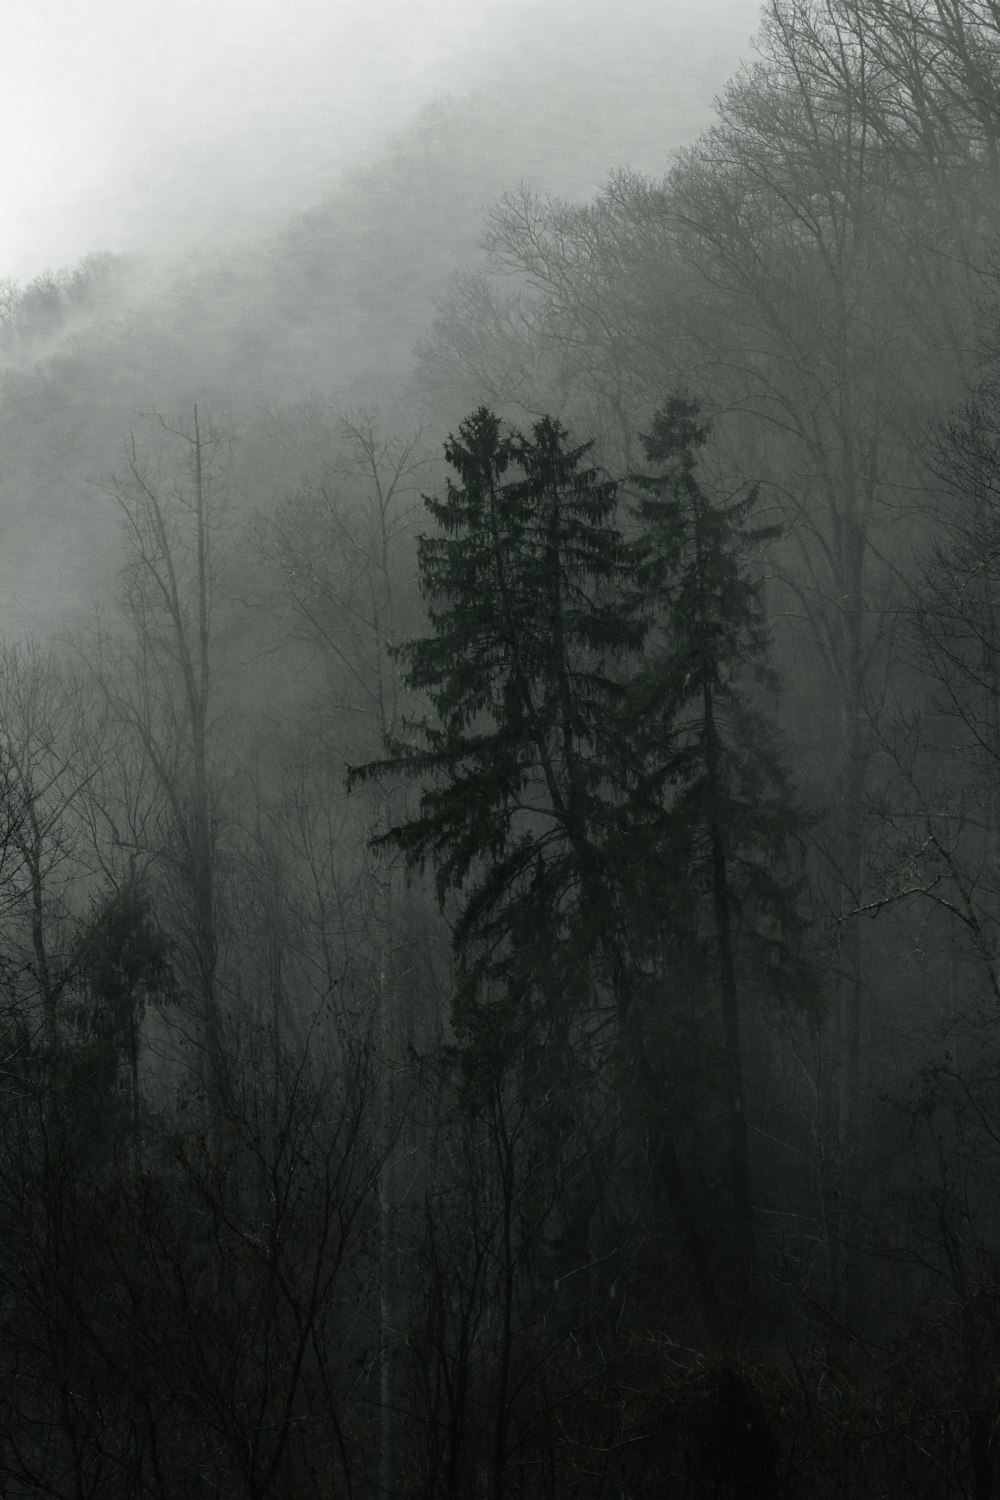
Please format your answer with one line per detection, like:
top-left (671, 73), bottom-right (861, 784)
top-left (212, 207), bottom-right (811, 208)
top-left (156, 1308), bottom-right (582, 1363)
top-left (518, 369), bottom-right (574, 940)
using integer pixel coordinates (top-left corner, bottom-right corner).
top-left (3, 0), bottom-right (761, 282)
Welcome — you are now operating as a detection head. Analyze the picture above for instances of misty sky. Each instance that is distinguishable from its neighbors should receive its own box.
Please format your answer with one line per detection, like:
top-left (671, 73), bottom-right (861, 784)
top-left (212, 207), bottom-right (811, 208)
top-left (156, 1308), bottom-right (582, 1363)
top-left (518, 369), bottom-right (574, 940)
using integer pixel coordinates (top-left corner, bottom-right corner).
top-left (6, 0), bottom-right (761, 283)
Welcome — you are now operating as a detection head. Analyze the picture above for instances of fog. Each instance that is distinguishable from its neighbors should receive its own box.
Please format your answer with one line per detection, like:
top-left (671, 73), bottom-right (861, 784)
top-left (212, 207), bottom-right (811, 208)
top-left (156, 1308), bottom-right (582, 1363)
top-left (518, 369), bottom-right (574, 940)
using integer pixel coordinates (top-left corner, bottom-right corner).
top-left (7, 0), bottom-right (757, 278)
top-left (0, 0), bottom-right (759, 631)
top-left (4, 2), bottom-right (1000, 1494)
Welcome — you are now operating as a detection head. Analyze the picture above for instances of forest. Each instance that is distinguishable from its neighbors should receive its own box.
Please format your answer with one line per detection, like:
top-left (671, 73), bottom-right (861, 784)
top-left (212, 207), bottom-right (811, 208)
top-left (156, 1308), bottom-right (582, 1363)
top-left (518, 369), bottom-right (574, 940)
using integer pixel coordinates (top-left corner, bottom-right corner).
top-left (4, 0), bottom-right (1000, 1494)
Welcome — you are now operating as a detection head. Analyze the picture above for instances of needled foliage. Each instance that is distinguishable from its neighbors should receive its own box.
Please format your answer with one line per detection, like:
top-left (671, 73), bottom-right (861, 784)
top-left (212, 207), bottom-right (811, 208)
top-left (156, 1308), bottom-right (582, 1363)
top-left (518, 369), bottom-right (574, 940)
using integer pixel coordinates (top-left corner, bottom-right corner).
top-left (351, 402), bottom-right (815, 1275)
top-left (353, 401), bottom-right (814, 1031)
top-left (74, 874), bottom-right (175, 1039)
top-left (351, 406), bottom-right (643, 1041)
top-left (67, 875), bottom-right (175, 1159)
top-left (625, 396), bottom-right (816, 1015)
top-left (351, 402), bottom-right (815, 1040)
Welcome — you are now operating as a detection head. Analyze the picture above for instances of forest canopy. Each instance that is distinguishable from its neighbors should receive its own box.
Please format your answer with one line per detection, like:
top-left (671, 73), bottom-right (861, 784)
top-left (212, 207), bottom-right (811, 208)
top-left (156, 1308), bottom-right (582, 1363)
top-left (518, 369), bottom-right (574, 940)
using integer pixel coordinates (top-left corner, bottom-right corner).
top-left (4, 1), bottom-right (1000, 1494)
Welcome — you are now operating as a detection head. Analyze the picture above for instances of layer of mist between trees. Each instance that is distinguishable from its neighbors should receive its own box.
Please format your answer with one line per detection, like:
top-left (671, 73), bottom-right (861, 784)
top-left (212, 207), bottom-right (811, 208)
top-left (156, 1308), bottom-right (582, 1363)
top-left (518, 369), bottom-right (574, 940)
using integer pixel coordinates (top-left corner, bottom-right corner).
top-left (7, 0), bottom-right (1000, 1495)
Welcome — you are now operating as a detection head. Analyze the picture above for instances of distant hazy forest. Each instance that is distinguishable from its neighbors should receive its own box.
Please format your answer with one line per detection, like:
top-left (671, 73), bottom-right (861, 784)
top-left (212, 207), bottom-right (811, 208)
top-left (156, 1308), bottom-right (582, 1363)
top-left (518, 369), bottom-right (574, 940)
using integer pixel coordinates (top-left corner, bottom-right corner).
top-left (6, 1), bottom-right (1000, 1495)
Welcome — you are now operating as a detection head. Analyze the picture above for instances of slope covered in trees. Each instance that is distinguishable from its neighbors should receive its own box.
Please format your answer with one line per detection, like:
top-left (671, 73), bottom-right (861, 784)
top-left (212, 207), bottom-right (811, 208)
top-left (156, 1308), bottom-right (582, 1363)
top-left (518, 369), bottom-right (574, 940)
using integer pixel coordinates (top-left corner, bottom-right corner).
top-left (4, 1), bottom-right (1000, 1493)
top-left (0, 57), bottom-right (728, 632)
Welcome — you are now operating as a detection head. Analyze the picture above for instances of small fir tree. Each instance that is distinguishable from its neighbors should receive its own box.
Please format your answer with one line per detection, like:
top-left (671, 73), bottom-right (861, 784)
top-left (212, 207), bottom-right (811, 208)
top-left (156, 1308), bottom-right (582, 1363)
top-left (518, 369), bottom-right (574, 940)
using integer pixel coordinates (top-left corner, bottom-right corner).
top-left (72, 873), bottom-right (175, 1161)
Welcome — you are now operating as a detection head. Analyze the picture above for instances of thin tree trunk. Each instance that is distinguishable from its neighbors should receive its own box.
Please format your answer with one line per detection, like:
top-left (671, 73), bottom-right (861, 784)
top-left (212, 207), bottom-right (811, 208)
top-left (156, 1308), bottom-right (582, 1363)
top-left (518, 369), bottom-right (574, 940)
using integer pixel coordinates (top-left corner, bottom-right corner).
top-left (692, 489), bottom-right (754, 1273)
top-left (490, 1091), bottom-right (517, 1500)
top-left (377, 844), bottom-right (396, 1499)
top-left (189, 406), bottom-right (226, 1126)
top-left (128, 997), bottom-right (141, 1167)
top-left (703, 705), bottom-right (755, 1273)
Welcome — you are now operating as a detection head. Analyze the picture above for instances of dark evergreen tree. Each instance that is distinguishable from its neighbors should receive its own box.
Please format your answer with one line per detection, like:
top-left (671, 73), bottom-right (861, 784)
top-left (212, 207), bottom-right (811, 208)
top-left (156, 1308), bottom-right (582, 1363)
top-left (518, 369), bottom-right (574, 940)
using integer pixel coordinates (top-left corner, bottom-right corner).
top-left (625, 396), bottom-right (815, 1266)
top-left (353, 401), bottom-right (813, 1293)
top-left (71, 873), bottom-right (175, 1161)
top-left (352, 406), bottom-right (642, 1042)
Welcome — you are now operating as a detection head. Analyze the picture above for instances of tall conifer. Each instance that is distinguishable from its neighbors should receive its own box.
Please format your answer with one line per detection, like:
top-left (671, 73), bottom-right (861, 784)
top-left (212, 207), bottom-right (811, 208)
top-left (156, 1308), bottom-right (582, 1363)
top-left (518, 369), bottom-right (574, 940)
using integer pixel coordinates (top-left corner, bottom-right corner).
top-left (625, 397), bottom-right (815, 1261)
top-left (352, 406), bottom-right (640, 1035)
top-left (353, 401), bottom-right (814, 1285)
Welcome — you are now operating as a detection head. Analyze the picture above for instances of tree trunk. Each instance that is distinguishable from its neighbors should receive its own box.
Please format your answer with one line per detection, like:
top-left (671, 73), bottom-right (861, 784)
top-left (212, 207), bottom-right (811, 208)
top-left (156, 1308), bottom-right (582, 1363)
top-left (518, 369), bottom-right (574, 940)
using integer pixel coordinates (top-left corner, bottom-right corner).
top-left (693, 489), bottom-right (754, 1274)
top-left (376, 842), bottom-right (396, 1499)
